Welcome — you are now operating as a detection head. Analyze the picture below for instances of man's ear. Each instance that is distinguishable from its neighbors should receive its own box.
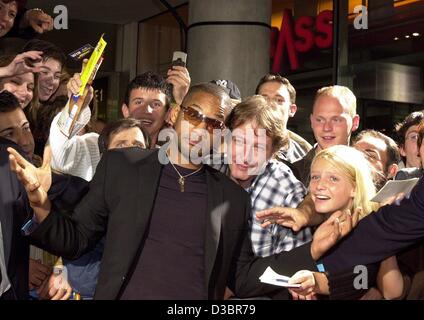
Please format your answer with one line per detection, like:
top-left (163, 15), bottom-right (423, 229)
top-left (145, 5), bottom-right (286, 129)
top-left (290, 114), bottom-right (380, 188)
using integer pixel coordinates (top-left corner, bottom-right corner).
top-left (351, 114), bottom-right (360, 132)
top-left (121, 104), bottom-right (130, 118)
top-left (165, 104), bottom-right (181, 127)
top-left (289, 104), bottom-right (297, 117)
top-left (399, 146), bottom-right (406, 157)
top-left (387, 163), bottom-right (399, 179)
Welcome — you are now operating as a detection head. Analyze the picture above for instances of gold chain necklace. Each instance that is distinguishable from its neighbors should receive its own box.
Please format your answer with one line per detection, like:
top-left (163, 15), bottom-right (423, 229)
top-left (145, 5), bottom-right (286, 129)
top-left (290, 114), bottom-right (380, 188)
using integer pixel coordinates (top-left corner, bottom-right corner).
top-left (168, 160), bottom-right (203, 192)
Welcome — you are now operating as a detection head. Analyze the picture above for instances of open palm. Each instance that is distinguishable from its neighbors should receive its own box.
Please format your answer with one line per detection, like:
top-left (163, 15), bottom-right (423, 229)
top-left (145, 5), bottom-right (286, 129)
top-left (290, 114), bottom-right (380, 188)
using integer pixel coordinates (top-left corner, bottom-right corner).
top-left (8, 147), bottom-right (51, 207)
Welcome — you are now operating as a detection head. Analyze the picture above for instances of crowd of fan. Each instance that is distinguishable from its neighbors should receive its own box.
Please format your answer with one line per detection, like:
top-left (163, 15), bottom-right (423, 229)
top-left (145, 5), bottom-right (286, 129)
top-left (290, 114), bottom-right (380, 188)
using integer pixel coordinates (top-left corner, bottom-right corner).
top-left (1, 0), bottom-right (424, 301)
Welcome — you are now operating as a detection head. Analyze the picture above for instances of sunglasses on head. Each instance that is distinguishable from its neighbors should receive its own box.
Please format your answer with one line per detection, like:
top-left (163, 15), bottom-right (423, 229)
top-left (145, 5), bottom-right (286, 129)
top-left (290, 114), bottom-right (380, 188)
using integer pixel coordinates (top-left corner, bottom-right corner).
top-left (181, 106), bottom-right (225, 131)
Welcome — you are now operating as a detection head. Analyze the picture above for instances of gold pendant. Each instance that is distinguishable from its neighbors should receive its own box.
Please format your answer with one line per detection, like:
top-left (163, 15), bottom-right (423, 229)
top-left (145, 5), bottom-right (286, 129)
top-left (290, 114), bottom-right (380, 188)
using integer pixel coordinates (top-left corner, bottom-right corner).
top-left (178, 177), bottom-right (185, 192)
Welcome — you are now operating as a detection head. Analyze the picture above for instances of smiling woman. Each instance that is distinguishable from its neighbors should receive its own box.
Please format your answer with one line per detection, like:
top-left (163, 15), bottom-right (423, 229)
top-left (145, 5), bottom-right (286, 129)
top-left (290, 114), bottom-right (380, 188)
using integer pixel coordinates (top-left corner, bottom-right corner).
top-left (287, 145), bottom-right (404, 300)
top-left (0, 54), bottom-right (37, 109)
top-left (0, 0), bottom-right (18, 37)
top-left (310, 145), bottom-right (378, 218)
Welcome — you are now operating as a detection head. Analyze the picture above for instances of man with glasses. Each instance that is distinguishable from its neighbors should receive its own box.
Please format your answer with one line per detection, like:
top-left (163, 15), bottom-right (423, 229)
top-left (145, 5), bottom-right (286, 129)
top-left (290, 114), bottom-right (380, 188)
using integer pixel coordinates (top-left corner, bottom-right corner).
top-left (394, 111), bottom-right (424, 169)
top-left (255, 74), bottom-right (312, 163)
top-left (352, 130), bottom-right (400, 190)
top-left (11, 83), bottom-right (321, 299)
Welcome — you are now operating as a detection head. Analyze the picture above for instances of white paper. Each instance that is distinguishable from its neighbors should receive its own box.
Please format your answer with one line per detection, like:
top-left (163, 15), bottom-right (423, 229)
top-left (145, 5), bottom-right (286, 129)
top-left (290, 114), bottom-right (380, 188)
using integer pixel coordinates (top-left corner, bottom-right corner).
top-left (259, 267), bottom-right (301, 288)
top-left (371, 178), bottom-right (419, 203)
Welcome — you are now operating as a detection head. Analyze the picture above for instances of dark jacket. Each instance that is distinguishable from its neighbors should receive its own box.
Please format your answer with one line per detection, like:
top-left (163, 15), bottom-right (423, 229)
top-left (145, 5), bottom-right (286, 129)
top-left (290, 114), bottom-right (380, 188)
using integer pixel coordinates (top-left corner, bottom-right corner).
top-left (395, 167), bottom-right (424, 181)
top-left (30, 148), bottom-right (317, 300)
top-left (321, 176), bottom-right (424, 298)
top-left (293, 147), bottom-right (316, 187)
top-left (323, 174), bottom-right (424, 270)
top-left (0, 138), bottom-right (89, 300)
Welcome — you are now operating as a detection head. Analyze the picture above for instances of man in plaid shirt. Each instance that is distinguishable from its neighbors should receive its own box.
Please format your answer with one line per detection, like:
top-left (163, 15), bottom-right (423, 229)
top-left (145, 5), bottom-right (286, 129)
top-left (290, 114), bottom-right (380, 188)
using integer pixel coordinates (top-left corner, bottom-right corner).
top-left (246, 159), bottom-right (311, 257)
top-left (215, 95), bottom-right (311, 257)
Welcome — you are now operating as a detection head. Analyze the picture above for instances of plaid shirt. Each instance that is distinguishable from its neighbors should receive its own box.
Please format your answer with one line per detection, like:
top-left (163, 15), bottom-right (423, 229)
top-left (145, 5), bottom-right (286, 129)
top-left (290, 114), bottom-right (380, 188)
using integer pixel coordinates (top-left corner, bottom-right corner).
top-left (246, 159), bottom-right (311, 257)
top-left (207, 156), bottom-right (312, 257)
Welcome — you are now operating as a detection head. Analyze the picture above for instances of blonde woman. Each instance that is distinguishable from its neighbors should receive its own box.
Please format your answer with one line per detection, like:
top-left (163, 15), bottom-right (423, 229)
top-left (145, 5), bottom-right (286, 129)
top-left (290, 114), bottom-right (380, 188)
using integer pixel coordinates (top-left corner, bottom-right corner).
top-left (288, 145), bottom-right (404, 300)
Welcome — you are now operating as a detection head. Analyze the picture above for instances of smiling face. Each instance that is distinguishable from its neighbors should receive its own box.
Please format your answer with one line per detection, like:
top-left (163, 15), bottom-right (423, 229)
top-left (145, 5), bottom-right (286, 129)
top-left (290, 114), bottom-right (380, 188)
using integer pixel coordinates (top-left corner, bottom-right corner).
top-left (309, 157), bottom-right (356, 215)
top-left (0, 0), bottom-right (17, 38)
top-left (310, 95), bottom-right (359, 151)
top-left (0, 108), bottom-right (34, 158)
top-left (229, 119), bottom-right (273, 188)
top-left (0, 72), bottom-right (35, 108)
top-left (121, 87), bottom-right (168, 144)
top-left (257, 81), bottom-right (296, 127)
top-left (173, 91), bottom-right (224, 164)
top-left (401, 125), bottom-right (421, 168)
top-left (108, 127), bottom-right (146, 150)
top-left (38, 58), bottom-right (62, 102)
top-left (354, 136), bottom-right (389, 177)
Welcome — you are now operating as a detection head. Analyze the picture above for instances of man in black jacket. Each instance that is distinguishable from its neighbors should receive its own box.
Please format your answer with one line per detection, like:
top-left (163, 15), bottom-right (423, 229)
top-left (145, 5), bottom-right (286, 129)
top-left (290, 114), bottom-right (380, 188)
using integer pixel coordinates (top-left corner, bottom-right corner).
top-left (12, 83), bottom-right (327, 299)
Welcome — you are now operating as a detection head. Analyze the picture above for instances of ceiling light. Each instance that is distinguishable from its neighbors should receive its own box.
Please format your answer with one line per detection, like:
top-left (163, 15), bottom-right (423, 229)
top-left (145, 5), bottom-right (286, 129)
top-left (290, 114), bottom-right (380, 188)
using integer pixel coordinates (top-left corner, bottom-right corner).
top-left (412, 32), bottom-right (420, 37)
top-left (394, 37), bottom-right (399, 40)
top-left (405, 35), bottom-right (410, 38)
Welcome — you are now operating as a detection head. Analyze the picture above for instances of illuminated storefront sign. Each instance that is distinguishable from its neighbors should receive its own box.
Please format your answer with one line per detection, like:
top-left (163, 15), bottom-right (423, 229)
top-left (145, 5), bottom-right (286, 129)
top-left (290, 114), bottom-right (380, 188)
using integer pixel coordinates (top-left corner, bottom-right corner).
top-left (271, 9), bottom-right (333, 72)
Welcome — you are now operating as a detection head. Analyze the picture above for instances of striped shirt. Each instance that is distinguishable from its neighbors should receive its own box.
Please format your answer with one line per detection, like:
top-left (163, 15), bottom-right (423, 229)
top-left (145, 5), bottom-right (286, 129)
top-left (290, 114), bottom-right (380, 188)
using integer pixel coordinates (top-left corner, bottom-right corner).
top-left (277, 136), bottom-right (311, 164)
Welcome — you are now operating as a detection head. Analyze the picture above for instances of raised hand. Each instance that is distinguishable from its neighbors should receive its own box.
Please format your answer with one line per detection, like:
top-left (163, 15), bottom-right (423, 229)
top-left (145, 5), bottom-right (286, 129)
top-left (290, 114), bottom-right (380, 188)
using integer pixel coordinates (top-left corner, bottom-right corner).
top-left (8, 147), bottom-right (52, 221)
top-left (311, 208), bottom-right (361, 260)
top-left (0, 51), bottom-right (43, 77)
top-left (167, 66), bottom-right (191, 105)
top-left (67, 59), bottom-right (94, 109)
top-left (24, 9), bottom-right (54, 34)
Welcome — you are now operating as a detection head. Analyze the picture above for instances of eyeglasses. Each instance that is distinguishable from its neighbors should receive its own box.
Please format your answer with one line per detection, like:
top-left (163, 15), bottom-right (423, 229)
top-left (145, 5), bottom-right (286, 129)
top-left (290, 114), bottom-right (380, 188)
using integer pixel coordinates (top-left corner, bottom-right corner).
top-left (181, 106), bottom-right (225, 132)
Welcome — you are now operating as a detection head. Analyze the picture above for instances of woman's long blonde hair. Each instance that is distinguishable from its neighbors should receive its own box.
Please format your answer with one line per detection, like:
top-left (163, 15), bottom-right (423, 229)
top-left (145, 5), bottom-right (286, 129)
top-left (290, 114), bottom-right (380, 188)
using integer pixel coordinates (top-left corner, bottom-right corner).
top-left (311, 145), bottom-right (380, 220)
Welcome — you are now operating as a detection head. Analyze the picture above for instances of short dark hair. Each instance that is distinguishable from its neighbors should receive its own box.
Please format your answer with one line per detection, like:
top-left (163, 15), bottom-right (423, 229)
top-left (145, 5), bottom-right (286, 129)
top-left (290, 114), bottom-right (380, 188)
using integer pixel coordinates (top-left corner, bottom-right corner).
top-left (182, 83), bottom-right (233, 119)
top-left (226, 95), bottom-right (288, 153)
top-left (394, 111), bottom-right (424, 147)
top-left (97, 118), bottom-right (150, 153)
top-left (3, 0), bottom-right (26, 12)
top-left (0, 90), bottom-right (21, 113)
top-left (352, 129), bottom-right (401, 171)
top-left (255, 73), bottom-right (296, 104)
top-left (0, 54), bottom-right (15, 68)
top-left (124, 71), bottom-right (173, 108)
top-left (21, 39), bottom-right (66, 68)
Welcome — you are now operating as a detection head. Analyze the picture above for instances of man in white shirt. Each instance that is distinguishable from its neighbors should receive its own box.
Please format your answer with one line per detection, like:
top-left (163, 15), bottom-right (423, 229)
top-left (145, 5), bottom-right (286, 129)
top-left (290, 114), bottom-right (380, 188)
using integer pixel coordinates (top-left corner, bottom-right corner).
top-left (49, 69), bottom-right (189, 181)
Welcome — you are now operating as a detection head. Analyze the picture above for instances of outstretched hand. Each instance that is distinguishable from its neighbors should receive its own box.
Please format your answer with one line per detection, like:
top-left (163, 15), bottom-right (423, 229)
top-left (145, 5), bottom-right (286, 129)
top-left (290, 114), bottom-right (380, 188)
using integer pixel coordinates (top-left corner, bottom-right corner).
top-left (256, 207), bottom-right (310, 232)
top-left (8, 147), bottom-right (52, 220)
